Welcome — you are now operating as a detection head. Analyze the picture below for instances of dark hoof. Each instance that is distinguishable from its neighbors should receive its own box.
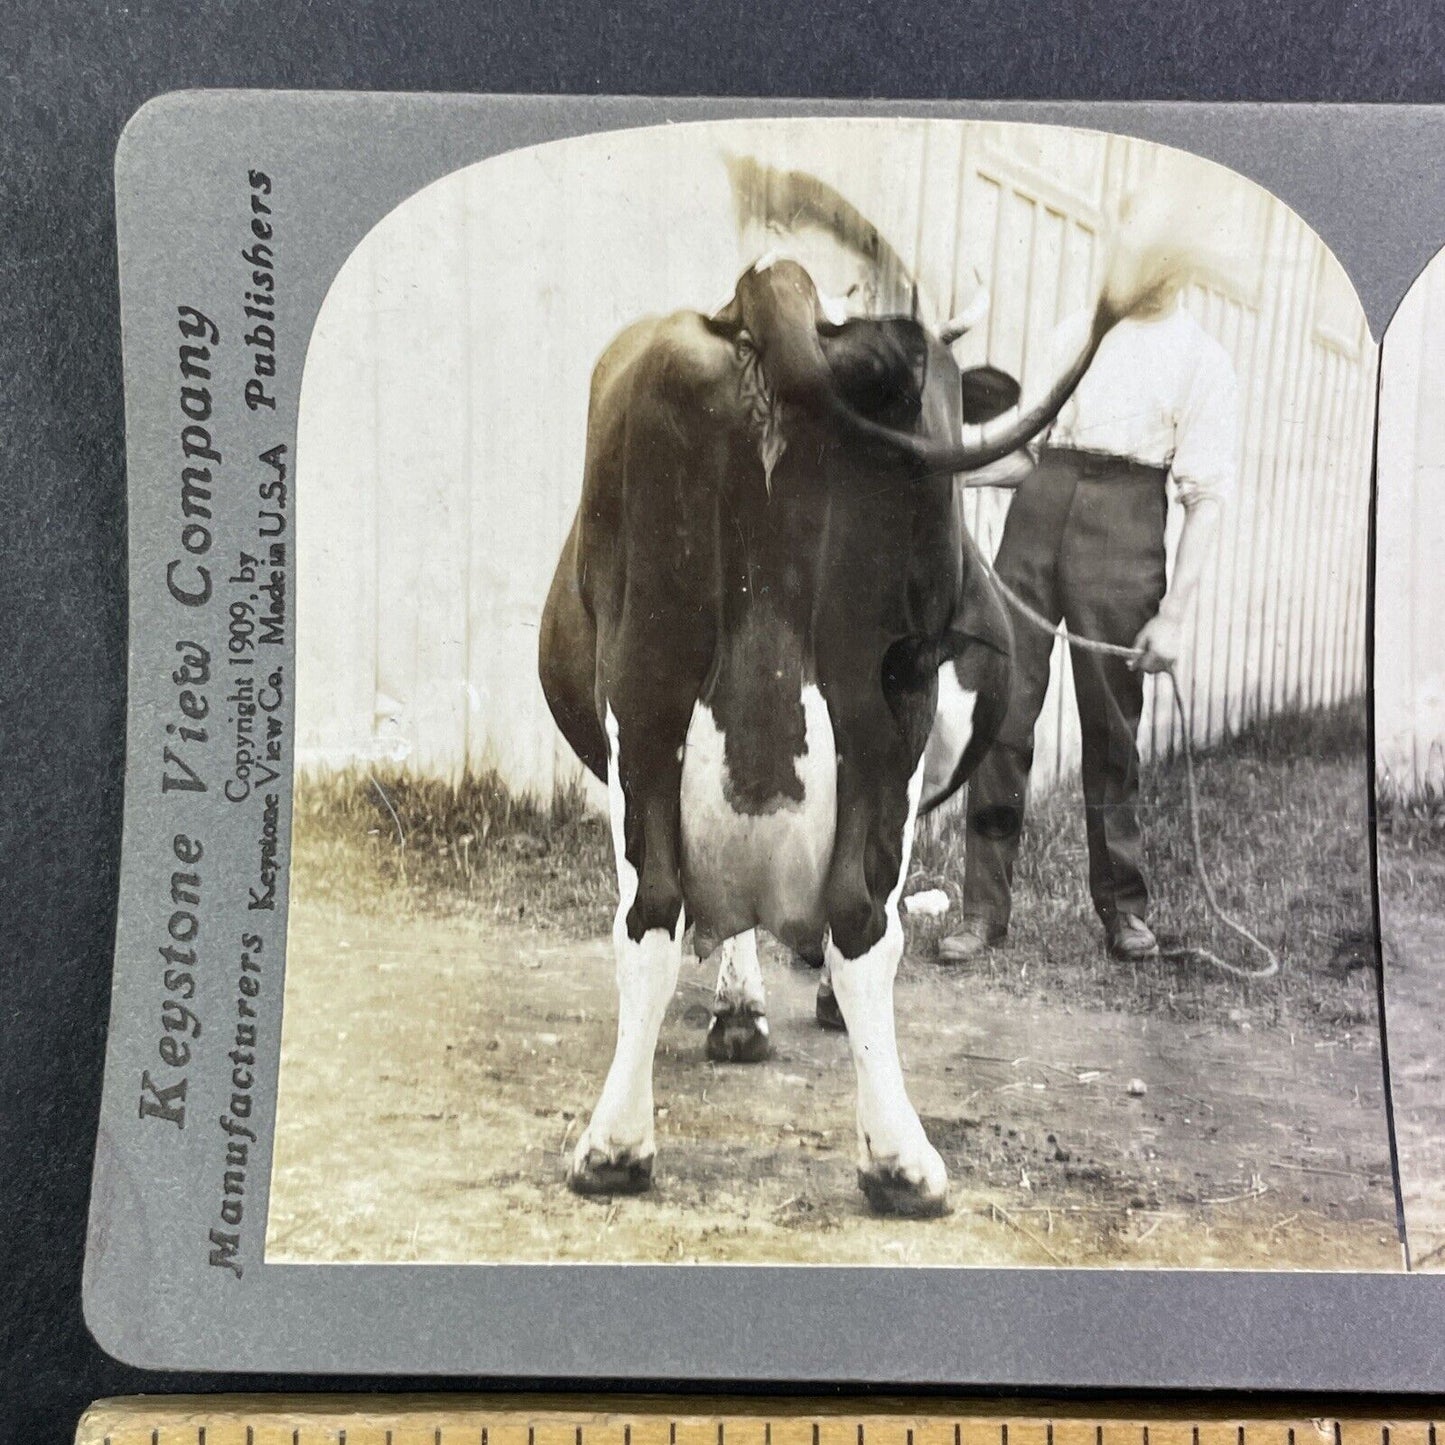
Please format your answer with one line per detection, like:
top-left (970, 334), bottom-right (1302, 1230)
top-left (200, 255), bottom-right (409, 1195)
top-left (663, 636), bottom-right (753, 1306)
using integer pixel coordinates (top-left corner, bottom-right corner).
top-left (706, 1008), bottom-right (772, 1062)
top-left (857, 1167), bottom-right (951, 1218)
top-left (815, 981), bottom-right (846, 1031)
top-left (566, 1148), bottom-right (654, 1196)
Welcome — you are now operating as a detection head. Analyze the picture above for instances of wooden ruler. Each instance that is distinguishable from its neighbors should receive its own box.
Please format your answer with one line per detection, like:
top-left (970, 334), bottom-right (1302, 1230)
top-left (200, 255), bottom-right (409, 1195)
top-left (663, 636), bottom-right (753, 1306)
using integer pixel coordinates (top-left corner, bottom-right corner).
top-left (73, 1397), bottom-right (1442, 1445)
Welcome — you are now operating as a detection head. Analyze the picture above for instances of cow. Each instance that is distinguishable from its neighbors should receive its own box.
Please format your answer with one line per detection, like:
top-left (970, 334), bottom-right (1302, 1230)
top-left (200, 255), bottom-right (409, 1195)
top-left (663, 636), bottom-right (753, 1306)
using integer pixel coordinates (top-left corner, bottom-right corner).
top-left (539, 255), bottom-right (1131, 1216)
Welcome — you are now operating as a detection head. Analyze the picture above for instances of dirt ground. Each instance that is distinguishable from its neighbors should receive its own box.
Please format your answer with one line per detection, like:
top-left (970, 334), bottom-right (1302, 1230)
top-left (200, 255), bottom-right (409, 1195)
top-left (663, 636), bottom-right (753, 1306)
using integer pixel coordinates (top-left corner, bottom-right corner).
top-left (267, 900), bottom-right (1399, 1269)
top-left (1379, 844), bottom-right (1445, 1270)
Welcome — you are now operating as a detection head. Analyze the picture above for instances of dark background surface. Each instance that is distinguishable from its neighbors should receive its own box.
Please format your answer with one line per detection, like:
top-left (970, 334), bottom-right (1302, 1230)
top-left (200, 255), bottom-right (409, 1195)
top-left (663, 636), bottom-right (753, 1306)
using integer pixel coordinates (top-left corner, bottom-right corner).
top-left (3, 1), bottom-right (1444, 1440)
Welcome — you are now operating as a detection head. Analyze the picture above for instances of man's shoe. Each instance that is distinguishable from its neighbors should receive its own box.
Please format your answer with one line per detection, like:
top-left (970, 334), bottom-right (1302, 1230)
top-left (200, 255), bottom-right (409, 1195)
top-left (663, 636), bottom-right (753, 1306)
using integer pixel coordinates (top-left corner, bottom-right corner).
top-left (1107, 912), bottom-right (1160, 962)
top-left (937, 919), bottom-right (1005, 964)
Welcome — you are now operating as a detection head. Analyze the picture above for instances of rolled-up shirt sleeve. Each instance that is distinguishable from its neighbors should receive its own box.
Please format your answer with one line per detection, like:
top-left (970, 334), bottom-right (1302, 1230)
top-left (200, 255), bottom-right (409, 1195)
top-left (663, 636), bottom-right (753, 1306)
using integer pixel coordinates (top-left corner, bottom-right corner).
top-left (1171, 342), bottom-right (1240, 512)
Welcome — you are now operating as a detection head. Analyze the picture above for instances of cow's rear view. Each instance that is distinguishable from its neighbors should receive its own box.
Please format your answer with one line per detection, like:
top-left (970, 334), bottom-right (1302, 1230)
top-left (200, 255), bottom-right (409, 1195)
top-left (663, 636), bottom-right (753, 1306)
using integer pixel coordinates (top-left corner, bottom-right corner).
top-left (540, 256), bottom-right (1131, 1215)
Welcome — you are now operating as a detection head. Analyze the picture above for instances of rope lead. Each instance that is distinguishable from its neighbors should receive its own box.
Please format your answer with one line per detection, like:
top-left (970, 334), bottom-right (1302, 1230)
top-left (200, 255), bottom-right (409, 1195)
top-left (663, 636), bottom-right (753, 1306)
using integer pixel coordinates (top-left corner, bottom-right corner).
top-left (980, 564), bottom-right (1281, 982)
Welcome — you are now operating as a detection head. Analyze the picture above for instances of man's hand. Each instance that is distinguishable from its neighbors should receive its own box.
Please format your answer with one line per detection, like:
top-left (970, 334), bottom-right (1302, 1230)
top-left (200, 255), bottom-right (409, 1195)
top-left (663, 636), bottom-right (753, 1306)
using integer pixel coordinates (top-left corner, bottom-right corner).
top-left (1130, 610), bottom-right (1185, 673)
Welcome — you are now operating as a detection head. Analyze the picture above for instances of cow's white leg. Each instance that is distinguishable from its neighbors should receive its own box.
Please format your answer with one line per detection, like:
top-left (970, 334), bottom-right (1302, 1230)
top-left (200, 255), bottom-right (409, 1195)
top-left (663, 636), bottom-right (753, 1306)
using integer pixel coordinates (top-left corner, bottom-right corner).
top-left (568, 914), bottom-right (683, 1191)
top-left (827, 762), bottom-right (948, 1216)
top-left (705, 930), bottom-right (771, 1063)
top-left (568, 710), bottom-right (684, 1195)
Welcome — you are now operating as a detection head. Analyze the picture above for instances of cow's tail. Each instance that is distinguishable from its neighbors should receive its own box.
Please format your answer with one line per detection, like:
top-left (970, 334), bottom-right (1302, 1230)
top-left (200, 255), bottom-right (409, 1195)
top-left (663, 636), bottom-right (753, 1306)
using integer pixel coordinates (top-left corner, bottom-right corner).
top-left (897, 303), bottom-right (1119, 475)
top-left (722, 257), bottom-right (1127, 479)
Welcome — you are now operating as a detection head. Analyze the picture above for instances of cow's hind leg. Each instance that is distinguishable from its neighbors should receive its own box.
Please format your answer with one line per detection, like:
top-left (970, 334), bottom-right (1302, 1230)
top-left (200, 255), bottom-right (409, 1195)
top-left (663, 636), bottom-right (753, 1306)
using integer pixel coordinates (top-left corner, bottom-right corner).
top-left (539, 518), bottom-right (608, 779)
top-left (827, 761), bottom-right (948, 1217)
top-left (814, 957), bottom-right (845, 1031)
top-left (705, 930), bottom-right (771, 1062)
top-left (568, 708), bottom-right (685, 1195)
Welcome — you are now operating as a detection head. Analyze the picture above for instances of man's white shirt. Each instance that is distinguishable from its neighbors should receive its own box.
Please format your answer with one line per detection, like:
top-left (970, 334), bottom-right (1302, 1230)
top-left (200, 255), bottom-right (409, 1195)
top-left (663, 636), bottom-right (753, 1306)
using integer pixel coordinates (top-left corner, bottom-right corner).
top-left (1037, 302), bottom-right (1241, 511)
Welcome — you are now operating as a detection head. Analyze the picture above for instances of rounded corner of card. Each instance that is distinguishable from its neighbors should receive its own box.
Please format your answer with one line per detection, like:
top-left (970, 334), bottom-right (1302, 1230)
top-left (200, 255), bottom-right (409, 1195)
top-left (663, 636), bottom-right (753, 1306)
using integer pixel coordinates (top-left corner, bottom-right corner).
top-left (89, 92), bottom-right (1445, 1382)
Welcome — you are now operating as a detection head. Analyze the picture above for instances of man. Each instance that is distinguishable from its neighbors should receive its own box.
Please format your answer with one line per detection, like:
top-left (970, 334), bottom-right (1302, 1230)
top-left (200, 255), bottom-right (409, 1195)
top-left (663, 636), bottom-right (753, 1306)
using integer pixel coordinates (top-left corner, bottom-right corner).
top-left (939, 204), bottom-right (1240, 965)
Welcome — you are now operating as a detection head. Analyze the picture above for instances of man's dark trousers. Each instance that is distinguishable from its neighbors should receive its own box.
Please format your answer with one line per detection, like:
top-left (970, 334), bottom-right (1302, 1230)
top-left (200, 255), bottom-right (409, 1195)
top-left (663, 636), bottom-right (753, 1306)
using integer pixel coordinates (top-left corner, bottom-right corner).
top-left (962, 445), bottom-right (1170, 935)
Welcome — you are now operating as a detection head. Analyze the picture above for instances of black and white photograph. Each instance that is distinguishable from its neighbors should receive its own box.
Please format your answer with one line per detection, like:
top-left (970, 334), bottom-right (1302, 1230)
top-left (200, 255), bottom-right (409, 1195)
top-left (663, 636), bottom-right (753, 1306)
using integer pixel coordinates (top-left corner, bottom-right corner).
top-left (1376, 246), bottom-right (1445, 1271)
top-left (264, 117), bottom-right (1393, 1269)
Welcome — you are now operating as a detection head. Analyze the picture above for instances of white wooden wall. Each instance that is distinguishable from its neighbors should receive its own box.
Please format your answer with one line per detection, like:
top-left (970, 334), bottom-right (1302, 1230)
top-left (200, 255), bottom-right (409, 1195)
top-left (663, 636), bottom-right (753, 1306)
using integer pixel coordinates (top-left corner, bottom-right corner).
top-left (295, 118), bottom-right (1374, 798)
top-left (1377, 249), bottom-right (1445, 795)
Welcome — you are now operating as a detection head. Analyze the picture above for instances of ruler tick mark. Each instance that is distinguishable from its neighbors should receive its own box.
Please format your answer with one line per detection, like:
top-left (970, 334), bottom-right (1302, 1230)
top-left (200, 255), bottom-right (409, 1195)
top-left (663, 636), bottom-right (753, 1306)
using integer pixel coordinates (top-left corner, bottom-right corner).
top-left (87, 1402), bottom-right (1445, 1445)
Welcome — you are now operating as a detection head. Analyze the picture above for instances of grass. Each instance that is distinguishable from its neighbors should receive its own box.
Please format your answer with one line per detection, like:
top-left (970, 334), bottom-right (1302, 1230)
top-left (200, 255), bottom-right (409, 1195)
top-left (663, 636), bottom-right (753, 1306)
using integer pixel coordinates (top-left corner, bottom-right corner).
top-left (292, 700), bottom-right (1380, 1029)
top-left (1376, 774), bottom-right (1445, 916)
top-left (911, 700), bottom-right (1377, 1026)
top-left (291, 765), bottom-right (615, 935)
top-left (1377, 773), bottom-right (1445, 855)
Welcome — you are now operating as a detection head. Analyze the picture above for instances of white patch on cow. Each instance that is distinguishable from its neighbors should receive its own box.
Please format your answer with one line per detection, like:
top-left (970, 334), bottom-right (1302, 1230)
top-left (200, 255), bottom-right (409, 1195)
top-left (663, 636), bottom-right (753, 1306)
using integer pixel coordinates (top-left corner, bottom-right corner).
top-left (603, 706), bottom-right (637, 901)
top-left (827, 759), bottom-right (948, 1205)
top-left (710, 929), bottom-right (767, 1021)
top-left (921, 663), bottom-right (980, 804)
top-left (816, 289), bottom-right (850, 325)
top-left (754, 249), bottom-right (780, 273)
top-left (680, 684), bottom-right (836, 946)
top-left (571, 707), bottom-right (685, 1176)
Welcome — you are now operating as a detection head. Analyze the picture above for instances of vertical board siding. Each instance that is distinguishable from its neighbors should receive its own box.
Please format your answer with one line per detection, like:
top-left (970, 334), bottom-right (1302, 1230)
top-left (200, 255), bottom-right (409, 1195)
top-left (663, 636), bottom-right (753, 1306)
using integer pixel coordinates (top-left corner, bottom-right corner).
top-left (295, 120), bottom-right (1374, 801)
top-left (1377, 251), bottom-right (1445, 794)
